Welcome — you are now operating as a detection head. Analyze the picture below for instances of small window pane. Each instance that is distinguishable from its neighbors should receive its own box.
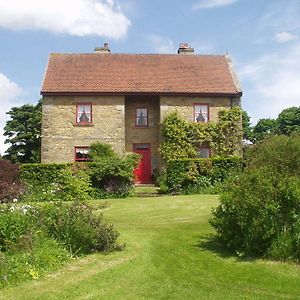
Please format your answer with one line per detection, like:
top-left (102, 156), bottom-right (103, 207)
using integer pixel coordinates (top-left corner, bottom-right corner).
top-left (194, 105), bottom-right (208, 123)
top-left (197, 148), bottom-right (210, 158)
top-left (136, 108), bottom-right (148, 126)
top-left (75, 147), bottom-right (90, 161)
top-left (77, 104), bottom-right (92, 123)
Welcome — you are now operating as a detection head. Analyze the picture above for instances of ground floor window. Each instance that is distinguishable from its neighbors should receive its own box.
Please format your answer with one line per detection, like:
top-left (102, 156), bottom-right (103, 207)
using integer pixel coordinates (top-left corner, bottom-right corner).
top-left (197, 147), bottom-right (211, 158)
top-left (75, 147), bottom-right (90, 161)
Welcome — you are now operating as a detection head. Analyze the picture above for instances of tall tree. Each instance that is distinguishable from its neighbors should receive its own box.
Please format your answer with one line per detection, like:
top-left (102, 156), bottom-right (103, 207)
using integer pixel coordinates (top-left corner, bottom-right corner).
top-left (277, 106), bottom-right (300, 135)
top-left (3, 100), bottom-right (42, 163)
top-left (253, 118), bottom-right (277, 142)
top-left (241, 110), bottom-right (253, 142)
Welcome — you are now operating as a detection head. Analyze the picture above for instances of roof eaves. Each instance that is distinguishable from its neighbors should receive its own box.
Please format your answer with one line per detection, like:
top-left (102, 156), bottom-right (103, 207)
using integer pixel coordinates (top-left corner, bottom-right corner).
top-left (41, 54), bottom-right (52, 93)
top-left (40, 91), bottom-right (242, 97)
top-left (225, 54), bottom-right (242, 95)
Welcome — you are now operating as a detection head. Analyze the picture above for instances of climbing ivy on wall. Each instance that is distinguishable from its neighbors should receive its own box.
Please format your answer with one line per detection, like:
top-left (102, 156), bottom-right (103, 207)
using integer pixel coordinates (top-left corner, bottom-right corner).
top-left (160, 107), bottom-right (242, 161)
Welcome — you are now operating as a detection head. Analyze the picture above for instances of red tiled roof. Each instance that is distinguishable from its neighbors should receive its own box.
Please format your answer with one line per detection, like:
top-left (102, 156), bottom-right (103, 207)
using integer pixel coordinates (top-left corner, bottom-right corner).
top-left (41, 53), bottom-right (241, 96)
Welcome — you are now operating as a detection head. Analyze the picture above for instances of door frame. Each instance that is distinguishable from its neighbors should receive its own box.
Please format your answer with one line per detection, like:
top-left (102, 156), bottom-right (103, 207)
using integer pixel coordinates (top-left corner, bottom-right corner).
top-left (133, 143), bottom-right (152, 183)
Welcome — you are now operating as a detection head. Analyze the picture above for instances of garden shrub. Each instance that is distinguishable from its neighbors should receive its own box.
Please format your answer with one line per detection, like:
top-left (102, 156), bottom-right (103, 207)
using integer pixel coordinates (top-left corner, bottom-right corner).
top-left (39, 201), bottom-right (123, 254)
top-left (21, 163), bottom-right (92, 202)
top-left (0, 201), bottom-right (122, 287)
top-left (52, 163), bottom-right (92, 202)
top-left (210, 134), bottom-right (300, 261)
top-left (88, 151), bottom-right (140, 198)
top-left (20, 163), bottom-right (70, 201)
top-left (89, 142), bottom-right (118, 160)
top-left (0, 204), bottom-right (36, 252)
top-left (0, 160), bottom-right (25, 203)
top-left (0, 233), bottom-right (70, 287)
top-left (0, 204), bottom-right (71, 287)
top-left (165, 156), bottom-right (242, 194)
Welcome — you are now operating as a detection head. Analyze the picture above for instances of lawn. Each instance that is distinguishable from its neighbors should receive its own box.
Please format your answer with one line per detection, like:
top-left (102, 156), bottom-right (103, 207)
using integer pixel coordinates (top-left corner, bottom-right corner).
top-left (1, 195), bottom-right (300, 299)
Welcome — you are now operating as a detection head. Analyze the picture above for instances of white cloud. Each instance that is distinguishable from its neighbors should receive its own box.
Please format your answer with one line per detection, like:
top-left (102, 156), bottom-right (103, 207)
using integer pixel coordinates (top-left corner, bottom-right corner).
top-left (239, 43), bottom-right (300, 123)
top-left (0, 73), bottom-right (23, 156)
top-left (0, 0), bottom-right (130, 39)
top-left (193, 0), bottom-right (238, 10)
top-left (149, 35), bottom-right (176, 54)
top-left (275, 32), bottom-right (298, 43)
top-left (258, 1), bottom-right (300, 33)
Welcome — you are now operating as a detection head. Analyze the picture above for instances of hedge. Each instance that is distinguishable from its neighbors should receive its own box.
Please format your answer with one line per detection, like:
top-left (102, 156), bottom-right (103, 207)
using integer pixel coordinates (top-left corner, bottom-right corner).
top-left (20, 163), bottom-right (72, 187)
top-left (165, 156), bottom-right (243, 193)
top-left (20, 157), bottom-right (138, 201)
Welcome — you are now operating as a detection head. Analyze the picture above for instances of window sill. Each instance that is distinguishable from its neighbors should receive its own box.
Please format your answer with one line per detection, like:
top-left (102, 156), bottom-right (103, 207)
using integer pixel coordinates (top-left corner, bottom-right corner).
top-left (73, 123), bottom-right (94, 127)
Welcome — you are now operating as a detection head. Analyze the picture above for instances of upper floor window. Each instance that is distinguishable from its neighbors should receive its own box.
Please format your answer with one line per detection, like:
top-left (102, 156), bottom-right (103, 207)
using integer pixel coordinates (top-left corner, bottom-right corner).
top-left (194, 104), bottom-right (209, 123)
top-left (75, 147), bottom-right (90, 162)
top-left (76, 103), bottom-right (92, 124)
top-left (136, 108), bottom-right (148, 127)
top-left (197, 147), bottom-right (211, 158)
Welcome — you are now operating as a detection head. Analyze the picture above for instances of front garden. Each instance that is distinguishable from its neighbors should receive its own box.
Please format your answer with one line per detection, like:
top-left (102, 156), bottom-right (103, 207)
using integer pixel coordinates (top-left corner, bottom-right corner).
top-left (1, 195), bottom-right (300, 299)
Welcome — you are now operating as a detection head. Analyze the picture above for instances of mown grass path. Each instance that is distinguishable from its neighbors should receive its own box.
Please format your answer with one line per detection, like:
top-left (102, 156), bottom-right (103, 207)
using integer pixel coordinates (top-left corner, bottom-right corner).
top-left (1, 195), bottom-right (300, 299)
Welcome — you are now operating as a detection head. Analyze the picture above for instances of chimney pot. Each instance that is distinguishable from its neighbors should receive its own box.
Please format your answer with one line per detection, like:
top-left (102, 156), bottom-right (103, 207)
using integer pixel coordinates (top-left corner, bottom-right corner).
top-left (177, 43), bottom-right (194, 55)
top-left (94, 42), bottom-right (110, 54)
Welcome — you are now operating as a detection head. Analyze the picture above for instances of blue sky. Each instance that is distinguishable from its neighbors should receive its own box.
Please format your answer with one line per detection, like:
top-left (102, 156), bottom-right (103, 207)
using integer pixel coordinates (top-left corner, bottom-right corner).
top-left (0, 0), bottom-right (300, 154)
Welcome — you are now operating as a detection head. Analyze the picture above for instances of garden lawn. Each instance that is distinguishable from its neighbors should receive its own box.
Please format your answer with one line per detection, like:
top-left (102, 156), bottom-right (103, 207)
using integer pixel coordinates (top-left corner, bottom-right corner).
top-left (1, 195), bottom-right (300, 299)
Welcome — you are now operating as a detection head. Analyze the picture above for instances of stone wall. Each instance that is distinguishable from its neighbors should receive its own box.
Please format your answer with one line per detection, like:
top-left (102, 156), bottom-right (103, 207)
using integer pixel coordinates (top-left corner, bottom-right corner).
top-left (160, 96), bottom-right (240, 122)
top-left (41, 96), bottom-right (125, 163)
top-left (41, 94), bottom-right (240, 164)
top-left (125, 96), bottom-right (160, 172)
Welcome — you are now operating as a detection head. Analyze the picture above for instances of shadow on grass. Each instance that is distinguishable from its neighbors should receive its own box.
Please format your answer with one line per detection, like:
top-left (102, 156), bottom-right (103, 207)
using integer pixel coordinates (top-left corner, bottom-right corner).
top-left (195, 234), bottom-right (257, 262)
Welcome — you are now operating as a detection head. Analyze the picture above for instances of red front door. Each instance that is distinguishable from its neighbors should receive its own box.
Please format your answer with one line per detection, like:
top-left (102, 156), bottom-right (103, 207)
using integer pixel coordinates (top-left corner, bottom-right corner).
top-left (133, 144), bottom-right (152, 183)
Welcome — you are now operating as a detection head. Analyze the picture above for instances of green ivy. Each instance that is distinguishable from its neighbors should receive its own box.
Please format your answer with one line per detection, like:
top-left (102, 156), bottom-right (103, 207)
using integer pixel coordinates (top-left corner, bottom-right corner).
top-left (160, 107), bottom-right (242, 161)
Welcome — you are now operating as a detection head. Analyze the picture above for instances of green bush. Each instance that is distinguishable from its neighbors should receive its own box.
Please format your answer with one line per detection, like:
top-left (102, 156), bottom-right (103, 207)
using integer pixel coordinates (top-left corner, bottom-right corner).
top-left (39, 201), bottom-right (123, 254)
top-left (0, 204), bottom-right (70, 287)
top-left (165, 156), bottom-right (243, 194)
top-left (0, 234), bottom-right (70, 287)
top-left (53, 163), bottom-right (92, 202)
top-left (210, 134), bottom-right (300, 260)
top-left (21, 163), bottom-right (92, 202)
top-left (88, 153), bottom-right (140, 198)
top-left (89, 142), bottom-right (118, 160)
top-left (0, 205), bottom-right (36, 252)
top-left (0, 201), bottom-right (122, 287)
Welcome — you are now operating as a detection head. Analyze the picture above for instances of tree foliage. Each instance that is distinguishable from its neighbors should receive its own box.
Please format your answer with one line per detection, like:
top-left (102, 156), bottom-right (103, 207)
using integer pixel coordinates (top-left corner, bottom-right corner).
top-left (252, 118), bottom-right (277, 142)
top-left (241, 110), bottom-right (253, 141)
top-left (277, 106), bottom-right (300, 135)
top-left (4, 100), bottom-right (42, 163)
top-left (251, 106), bottom-right (300, 142)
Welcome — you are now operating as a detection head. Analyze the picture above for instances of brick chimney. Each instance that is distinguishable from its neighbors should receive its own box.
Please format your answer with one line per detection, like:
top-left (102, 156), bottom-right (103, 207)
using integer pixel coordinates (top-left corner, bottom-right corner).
top-left (94, 42), bottom-right (110, 54)
top-left (177, 43), bottom-right (194, 55)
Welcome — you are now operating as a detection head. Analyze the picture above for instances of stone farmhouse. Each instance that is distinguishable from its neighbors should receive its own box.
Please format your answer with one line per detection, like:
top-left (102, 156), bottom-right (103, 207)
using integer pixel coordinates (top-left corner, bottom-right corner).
top-left (41, 43), bottom-right (242, 183)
